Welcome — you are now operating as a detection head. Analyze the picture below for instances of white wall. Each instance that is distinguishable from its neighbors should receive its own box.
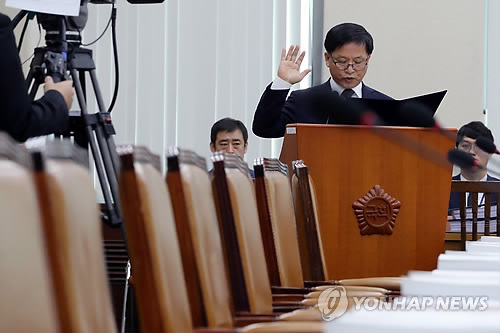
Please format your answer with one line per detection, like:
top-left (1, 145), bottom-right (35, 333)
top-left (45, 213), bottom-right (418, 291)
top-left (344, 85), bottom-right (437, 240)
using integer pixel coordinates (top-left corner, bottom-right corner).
top-left (485, 0), bottom-right (500, 177)
top-left (83, 0), bottom-right (312, 168)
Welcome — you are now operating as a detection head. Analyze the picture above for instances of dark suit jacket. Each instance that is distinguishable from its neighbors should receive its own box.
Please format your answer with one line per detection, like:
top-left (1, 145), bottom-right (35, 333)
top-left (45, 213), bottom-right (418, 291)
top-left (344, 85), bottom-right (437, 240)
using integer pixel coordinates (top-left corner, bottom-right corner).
top-left (252, 79), bottom-right (393, 138)
top-left (448, 174), bottom-right (500, 211)
top-left (0, 13), bottom-right (68, 142)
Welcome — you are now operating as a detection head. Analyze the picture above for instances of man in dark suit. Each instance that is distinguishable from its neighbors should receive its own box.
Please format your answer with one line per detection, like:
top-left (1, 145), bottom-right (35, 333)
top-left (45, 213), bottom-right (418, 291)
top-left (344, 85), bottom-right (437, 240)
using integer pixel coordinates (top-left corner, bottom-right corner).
top-left (0, 12), bottom-right (73, 142)
top-left (252, 22), bottom-right (392, 138)
top-left (448, 121), bottom-right (499, 210)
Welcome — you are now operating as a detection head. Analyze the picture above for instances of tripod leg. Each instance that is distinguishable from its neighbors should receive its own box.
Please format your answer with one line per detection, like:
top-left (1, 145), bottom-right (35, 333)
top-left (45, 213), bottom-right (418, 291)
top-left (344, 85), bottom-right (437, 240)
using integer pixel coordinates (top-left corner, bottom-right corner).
top-left (120, 260), bottom-right (131, 333)
top-left (70, 68), bottom-right (120, 223)
top-left (94, 123), bottom-right (122, 216)
top-left (89, 69), bottom-right (121, 173)
top-left (84, 70), bottom-right (122, 218)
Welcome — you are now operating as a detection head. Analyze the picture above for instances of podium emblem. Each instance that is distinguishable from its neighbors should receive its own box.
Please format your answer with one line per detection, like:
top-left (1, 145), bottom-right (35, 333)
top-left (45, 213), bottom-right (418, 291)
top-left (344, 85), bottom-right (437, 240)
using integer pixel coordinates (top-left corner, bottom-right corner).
top-left (352, 185), bottom-right (401, 235)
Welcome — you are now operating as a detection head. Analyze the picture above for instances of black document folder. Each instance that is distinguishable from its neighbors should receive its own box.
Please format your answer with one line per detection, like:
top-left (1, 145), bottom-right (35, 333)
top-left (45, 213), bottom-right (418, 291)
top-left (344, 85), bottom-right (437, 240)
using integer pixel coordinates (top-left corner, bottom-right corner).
top-left (350, 90), bottom-right (447, 126)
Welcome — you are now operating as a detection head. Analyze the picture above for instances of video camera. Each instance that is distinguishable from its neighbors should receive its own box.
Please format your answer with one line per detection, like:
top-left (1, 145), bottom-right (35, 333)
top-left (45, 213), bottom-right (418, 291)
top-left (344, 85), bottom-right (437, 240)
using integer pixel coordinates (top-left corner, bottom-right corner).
top-left (37, 0), bottom-right (164, 46)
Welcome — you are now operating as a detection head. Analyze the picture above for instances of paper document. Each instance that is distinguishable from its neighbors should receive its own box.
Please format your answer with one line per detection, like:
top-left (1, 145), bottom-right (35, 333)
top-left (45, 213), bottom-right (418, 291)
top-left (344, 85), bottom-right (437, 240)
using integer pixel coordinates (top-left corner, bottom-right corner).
top-left (6, 0), bottom-right (81, 16)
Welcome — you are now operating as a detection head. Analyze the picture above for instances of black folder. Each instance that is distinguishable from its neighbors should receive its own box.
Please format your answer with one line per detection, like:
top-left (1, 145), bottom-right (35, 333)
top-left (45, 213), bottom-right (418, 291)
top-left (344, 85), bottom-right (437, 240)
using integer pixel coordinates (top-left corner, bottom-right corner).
top-left (350, 90), bottom-right (447, 126)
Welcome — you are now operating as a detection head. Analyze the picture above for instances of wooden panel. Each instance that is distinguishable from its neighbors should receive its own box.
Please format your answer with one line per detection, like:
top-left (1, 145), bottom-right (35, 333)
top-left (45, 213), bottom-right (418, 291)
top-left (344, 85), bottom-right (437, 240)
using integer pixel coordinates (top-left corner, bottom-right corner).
top-left (280, 124), bottom-right (455, 279)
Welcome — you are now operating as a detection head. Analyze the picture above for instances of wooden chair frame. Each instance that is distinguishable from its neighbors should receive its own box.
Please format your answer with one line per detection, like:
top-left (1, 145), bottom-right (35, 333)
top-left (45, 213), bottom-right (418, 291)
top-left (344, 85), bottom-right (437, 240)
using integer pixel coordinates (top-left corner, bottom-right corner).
top-left (292, 160), bottom-right (325, 282)
top-left (450, 180), bottom-right (500, 248)
top-left (166, 148), bottom-right (212, 327)
top-left (253, 158), bottom-right (285, 287)
top-left (211, 152), bottom-right (251, 313)
top-left (34, 140), bottom-right (117, 332)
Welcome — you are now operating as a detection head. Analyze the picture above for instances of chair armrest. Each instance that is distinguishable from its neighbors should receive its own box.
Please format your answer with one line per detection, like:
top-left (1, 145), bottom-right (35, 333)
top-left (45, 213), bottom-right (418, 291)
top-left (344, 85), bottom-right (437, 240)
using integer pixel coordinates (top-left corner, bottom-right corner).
top-left (303, 280), bottom-right (335, 288)
top-left (311, 285), bottom-right (389, 295)
top-left (271, 286), bottom-right (311, 294)
top-left (232, 315), bottom-right (276, 327)
top-left (193, 328), bottom-right (236, 333)
top-left (305, 290), bottom-right (386, 300)
top-left (272, 294), bottom-right (305, 302)
top-left (278, 308), bottom-right (322, 322)
top-left (338, 277), bottom-right (401, 291)
top-left (239, 321), bottom-right (324, 333)
top-left (272, 305), bottom-right (307, 313)
top-left (272, 300), bottom-right (302, 307)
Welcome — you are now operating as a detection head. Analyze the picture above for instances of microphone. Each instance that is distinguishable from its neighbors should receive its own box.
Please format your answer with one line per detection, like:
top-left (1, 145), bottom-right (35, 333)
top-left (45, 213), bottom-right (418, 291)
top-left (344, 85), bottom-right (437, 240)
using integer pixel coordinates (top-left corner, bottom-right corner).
top-left (447, 148), bottom-right (484, 170)
top-left (475, 136), bottom-right (499, 155)
top-left (315, 90), bottom-right (383, 126)
top-left (399, 101), bottom-right (456, 141)
top-left (315, 90), bottom-right (453, 170)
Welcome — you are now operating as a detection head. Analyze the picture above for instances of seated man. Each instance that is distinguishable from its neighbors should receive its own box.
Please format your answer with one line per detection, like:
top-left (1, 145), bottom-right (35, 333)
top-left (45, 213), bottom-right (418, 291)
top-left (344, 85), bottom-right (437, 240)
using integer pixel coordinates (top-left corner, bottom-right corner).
top-left (210, 117), bottom-right (255, 179)
top-left (448, 121), bottom-right (499, 211)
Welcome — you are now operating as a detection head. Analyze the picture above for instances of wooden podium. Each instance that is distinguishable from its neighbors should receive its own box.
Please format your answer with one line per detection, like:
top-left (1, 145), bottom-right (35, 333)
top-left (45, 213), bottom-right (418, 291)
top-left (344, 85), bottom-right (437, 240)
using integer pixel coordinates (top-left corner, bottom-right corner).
top-left (280, 124), bottom-right (456, 279)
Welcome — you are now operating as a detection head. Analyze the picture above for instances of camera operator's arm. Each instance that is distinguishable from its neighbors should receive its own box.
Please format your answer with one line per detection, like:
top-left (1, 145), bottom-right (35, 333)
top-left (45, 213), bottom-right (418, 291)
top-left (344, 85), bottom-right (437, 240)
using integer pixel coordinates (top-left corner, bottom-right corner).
top-left (0, 13), bottom-right (72, 142)
top-left (44, 76), bottom-right (73, 109)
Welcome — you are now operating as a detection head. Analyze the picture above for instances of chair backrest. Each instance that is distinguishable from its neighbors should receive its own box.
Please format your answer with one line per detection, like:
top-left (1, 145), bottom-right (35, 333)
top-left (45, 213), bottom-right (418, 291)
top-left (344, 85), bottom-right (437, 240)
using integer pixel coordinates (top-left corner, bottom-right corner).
top-left (34, 141), bottom-right (117, 333)
top-left (291, 160), bottom-right (327, 281)
top-left (450, 180), bottom-right (500, 247)
top-left (166, 148), bottom-right (233, 328)
top-left (212, 152), bottom-right (273, 314)
top-left (118, 145), bottom-right (193, 333)
top-left (0, 133), bottom-right (59, 332)
top-left (254, 158), bottom-right (304, 288)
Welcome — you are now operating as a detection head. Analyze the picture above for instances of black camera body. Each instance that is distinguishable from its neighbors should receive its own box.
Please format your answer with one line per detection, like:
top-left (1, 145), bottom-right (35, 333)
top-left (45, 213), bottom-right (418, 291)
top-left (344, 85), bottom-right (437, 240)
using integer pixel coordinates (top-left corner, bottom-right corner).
top-left (37, 0), bottom-right (164, 46)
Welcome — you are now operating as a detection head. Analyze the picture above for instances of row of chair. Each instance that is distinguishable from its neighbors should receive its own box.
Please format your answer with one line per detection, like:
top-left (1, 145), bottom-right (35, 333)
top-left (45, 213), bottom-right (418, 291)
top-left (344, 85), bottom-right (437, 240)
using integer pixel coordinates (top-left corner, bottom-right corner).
top-left (118, 145), bottom-right (403, 332)
top-left (4, 130), bottom-right (498, 332)
top-left (0, 132), bottom-right (398, 332)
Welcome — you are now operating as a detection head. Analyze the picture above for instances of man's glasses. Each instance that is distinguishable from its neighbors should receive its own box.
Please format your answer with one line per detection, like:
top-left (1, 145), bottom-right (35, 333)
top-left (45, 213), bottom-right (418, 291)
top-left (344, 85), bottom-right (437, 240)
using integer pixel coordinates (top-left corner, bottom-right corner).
top-left (331, 58), bottom-right (368, 71)
top-left (458, 141), bottom-right (484, 153)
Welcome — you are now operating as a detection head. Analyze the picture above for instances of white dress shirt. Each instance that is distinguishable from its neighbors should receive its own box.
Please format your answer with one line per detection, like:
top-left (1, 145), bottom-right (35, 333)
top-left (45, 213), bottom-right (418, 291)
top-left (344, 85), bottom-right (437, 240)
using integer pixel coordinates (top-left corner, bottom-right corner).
top-left (270, 76), bottom-right (363, 98)
top-left (329, 78), bottom-right (362, 98)
top-left (461, 173), bottom-right (488, 206)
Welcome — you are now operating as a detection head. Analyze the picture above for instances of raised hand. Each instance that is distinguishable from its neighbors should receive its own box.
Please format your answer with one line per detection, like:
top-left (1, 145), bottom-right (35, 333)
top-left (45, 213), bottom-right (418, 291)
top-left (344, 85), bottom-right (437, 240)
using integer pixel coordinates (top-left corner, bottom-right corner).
top-left (277, 45), bottom-right (312, 85)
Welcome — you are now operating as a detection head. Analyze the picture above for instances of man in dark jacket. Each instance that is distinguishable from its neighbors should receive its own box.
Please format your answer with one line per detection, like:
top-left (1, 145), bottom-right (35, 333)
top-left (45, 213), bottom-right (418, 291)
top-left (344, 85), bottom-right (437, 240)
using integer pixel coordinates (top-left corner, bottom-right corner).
top-left (0, 12), bottom-right (73, 142)
top-left (448, 121), bottom-right (499, 211)
top-left (253, 22), bottom-right (392, 138)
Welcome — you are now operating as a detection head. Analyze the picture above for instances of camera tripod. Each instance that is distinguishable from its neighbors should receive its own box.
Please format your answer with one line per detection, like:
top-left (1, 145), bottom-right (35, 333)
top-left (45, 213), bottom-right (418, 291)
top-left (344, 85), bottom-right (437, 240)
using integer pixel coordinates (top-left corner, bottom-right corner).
top-left (26, 39), bottom-right (123, 228)
top-left (19, 12), bottom-right (141, 331)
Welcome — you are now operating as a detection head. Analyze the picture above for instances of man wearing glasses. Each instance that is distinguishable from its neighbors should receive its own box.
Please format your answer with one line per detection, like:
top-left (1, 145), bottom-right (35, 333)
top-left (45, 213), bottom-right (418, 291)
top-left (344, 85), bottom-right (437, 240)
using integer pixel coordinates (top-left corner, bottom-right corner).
top-left (448, 121), bottom-right (499, 210)
top-left (252, 22), bottom-right (392, 138)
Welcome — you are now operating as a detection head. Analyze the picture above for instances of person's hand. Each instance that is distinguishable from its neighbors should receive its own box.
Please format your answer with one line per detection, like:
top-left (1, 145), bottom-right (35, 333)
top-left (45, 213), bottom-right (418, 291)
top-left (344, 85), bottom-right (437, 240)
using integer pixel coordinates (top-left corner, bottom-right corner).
top-left (446, 215), bottom-right (452, 232)
top-left (44, 76), bottom-right (74, 109)
top-left (277, 45), bottom-right (311, 85)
